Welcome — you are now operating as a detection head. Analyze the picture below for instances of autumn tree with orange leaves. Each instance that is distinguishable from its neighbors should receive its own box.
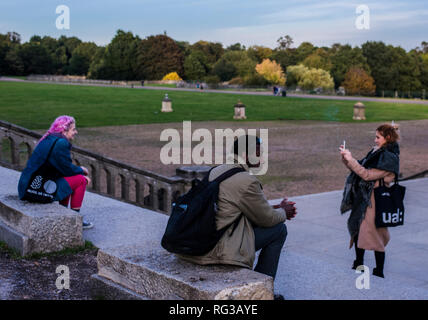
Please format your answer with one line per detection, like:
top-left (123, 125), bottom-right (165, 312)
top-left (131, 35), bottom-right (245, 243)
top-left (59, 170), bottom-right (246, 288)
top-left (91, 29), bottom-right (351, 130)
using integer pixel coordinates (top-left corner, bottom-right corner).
top-left (342, 67), bottom-right (376, 96)
top-left (255, 59), bottom-right (286, 85)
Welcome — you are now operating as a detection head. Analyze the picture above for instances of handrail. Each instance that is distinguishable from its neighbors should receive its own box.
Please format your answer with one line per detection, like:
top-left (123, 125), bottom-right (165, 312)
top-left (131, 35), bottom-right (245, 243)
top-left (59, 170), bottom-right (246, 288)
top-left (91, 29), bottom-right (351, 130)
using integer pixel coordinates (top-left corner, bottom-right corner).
top-left (0, 120), bottom-right (189, 214)
top-left (399, 170), bottom-right (428, 181)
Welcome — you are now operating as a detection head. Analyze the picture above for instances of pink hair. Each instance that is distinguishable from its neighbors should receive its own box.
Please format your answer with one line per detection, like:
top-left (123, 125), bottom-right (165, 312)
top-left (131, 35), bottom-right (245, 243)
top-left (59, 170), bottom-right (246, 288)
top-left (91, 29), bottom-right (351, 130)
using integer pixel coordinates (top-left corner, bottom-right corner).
top-left (38, 115), bottom-right (75, 144)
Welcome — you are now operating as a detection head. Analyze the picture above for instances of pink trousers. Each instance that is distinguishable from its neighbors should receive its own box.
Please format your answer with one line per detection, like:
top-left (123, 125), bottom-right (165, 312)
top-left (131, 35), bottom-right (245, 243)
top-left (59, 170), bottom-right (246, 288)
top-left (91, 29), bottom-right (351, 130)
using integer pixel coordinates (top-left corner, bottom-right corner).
top-left (59, 175), bottom-right (87, 209)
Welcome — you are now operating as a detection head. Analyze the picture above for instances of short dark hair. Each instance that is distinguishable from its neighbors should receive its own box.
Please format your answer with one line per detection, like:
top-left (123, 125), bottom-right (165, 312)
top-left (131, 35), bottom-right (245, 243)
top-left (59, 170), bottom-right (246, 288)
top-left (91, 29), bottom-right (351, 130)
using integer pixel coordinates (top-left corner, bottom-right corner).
top-left (233, 135), bottom-right (262, 156)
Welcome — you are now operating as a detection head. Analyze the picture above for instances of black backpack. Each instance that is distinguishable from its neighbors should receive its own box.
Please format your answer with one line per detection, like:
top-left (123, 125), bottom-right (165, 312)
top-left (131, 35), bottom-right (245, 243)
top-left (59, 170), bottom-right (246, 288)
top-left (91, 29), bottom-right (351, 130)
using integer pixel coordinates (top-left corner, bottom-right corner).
top-left (161, 166), bottom-right (245, 256)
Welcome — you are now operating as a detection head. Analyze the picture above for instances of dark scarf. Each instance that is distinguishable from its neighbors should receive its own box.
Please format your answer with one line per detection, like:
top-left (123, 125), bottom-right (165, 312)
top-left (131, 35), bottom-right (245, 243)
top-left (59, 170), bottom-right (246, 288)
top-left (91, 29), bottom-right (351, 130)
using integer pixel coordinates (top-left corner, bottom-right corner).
top-left (340, 142), bottom-right (400, 238)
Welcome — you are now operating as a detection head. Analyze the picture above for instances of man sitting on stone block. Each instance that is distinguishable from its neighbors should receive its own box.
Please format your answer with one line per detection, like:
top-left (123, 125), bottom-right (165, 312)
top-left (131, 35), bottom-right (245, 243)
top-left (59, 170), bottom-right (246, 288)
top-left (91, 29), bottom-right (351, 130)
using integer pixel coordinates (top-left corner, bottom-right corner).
top-left (178, 135), bottom-right (297, 300)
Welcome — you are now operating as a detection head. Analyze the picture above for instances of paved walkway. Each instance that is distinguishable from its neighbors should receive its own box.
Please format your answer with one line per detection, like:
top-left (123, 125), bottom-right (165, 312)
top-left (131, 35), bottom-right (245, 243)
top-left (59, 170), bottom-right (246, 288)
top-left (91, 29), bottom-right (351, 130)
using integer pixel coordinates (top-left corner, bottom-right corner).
top-left (1, 166), bottom-right (427, 299)
top-left (269, 180), bottom-right (428, 299)
top-left (1, 77), bottom-right (427, 105)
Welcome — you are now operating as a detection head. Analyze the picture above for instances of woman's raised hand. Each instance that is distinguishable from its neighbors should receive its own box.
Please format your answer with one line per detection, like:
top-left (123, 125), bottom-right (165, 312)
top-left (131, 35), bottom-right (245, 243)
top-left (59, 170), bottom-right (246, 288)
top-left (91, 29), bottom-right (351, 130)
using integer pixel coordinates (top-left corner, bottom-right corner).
top-left (340, 148), bottom-right (353, 161)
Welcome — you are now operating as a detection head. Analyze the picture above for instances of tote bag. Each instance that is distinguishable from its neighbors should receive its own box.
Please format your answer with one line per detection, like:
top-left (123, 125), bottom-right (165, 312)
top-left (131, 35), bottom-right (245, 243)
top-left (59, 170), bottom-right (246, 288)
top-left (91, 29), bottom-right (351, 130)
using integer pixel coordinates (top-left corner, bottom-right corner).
top-left (24, 139), bottom-right (60, 203)
top-left (374, 179), bottom-right (406, 228)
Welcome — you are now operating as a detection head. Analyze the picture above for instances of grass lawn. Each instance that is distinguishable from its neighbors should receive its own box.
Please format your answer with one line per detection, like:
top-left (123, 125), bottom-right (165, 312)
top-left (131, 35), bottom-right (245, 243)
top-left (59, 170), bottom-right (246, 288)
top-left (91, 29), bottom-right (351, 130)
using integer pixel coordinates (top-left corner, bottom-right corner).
top-left (1, 81), bottom-right (428, 130)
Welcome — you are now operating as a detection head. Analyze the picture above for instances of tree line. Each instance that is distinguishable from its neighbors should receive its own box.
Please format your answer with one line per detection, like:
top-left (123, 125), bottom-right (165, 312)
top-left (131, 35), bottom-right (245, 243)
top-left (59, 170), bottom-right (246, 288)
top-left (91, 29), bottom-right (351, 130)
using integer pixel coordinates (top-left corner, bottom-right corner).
top-left (1, 30), bottom-right (428, 97)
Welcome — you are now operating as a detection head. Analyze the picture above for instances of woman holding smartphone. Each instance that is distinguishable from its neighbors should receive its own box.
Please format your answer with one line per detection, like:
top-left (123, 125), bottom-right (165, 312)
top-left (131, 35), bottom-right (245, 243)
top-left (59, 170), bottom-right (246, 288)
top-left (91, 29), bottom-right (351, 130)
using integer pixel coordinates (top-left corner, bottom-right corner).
top-left (340, 124), bottom-right (400, 278)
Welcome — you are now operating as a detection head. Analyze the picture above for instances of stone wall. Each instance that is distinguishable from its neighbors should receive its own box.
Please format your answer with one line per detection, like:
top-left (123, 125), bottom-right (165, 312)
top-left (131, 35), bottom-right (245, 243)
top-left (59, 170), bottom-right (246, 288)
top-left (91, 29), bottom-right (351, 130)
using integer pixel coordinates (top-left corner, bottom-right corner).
top-left (0, 120), bottom-right (189, 214)
top-left (26, 75), bottom-right (141, 87)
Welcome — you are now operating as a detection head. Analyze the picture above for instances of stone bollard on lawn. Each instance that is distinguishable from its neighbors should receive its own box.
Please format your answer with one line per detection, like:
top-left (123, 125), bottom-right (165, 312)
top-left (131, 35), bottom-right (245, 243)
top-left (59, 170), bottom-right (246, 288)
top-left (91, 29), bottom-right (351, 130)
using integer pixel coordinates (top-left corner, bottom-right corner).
top-left (161, 94), bottom-right (173, 112)
top-left (233, 100), bottom-right (247, 120)
top-left (353, 102), bottom-right (366, 120)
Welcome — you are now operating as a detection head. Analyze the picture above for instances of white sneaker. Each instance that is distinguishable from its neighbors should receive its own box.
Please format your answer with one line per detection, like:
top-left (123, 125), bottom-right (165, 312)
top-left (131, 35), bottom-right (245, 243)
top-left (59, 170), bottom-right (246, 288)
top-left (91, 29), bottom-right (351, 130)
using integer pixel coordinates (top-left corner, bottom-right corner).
top-left (83, 220), bottom-right (94, 230)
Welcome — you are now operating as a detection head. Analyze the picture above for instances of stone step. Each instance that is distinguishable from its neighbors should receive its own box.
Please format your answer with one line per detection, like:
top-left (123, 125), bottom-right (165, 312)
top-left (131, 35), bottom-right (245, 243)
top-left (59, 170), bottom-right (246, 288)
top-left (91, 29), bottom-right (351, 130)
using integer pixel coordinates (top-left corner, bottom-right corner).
top-left (90, 274), bottom-right (150, 300)
top-left (92, 244), bottom-right (273, 300)
top-left (0, 194), bottom-right (83, 256)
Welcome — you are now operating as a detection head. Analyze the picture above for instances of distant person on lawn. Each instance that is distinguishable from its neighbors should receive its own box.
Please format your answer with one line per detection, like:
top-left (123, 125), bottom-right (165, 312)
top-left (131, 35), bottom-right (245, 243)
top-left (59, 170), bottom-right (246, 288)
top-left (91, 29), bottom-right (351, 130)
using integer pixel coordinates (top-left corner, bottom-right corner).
top-left (18, 115), bottom-right (94, 229)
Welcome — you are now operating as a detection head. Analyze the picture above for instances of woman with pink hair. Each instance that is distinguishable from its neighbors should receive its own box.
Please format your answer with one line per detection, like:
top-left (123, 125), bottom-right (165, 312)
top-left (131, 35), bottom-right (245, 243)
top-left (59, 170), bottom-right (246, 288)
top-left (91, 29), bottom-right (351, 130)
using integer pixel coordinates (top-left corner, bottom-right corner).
top-left (18, 115), bottom-right (93, 229)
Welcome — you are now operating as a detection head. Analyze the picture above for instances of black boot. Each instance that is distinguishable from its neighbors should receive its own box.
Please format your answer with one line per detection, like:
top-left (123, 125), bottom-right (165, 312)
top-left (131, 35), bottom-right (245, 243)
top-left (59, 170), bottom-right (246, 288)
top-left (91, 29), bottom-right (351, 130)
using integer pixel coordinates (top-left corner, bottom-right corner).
top-left (373, 267), bottom-right (384, 278)
top-left (352, 234), bottom-right (365, 270)
top-left (373, 251), bottom-right (385, 278)
top-left (352, 260), bottom-right (364, 270)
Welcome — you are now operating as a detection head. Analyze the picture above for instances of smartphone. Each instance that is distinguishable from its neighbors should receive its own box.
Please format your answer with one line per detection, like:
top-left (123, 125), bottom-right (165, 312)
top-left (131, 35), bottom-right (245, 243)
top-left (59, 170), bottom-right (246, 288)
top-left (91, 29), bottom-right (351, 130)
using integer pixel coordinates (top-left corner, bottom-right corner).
top-left (339, 140), bottom-right (346, 151)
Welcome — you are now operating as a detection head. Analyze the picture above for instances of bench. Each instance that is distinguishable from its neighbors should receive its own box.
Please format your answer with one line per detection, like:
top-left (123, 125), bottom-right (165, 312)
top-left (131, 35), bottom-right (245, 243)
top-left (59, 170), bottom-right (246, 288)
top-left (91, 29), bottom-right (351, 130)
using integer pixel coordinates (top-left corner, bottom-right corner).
top-left (0, 194), bottom-right (83, 256)
top-left (90, 244), bottom-right (274, 300)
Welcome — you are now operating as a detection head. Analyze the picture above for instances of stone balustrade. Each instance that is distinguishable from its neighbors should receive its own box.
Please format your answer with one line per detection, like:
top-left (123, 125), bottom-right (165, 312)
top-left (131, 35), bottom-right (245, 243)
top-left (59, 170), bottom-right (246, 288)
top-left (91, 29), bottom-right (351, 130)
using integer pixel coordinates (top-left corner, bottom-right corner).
top-left (0, 120), bottom-right (189, 214)
top-left (26, 75), bottom-right (142, 87)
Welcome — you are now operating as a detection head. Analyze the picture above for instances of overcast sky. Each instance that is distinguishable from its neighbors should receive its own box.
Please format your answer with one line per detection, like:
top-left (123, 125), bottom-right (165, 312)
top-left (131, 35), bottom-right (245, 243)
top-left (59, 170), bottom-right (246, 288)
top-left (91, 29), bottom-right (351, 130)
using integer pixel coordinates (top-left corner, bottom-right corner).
top-left (1, 0), bottom-right (427, 50)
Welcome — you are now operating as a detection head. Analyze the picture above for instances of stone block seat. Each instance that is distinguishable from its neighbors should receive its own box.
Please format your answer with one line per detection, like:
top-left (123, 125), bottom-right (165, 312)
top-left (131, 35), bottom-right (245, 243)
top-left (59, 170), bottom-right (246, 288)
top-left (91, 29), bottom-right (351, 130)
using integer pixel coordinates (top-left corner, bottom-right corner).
top-left (0, 194), bottom-right (83, 256)
top-left (90, 244), bottom-right (273, 300)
